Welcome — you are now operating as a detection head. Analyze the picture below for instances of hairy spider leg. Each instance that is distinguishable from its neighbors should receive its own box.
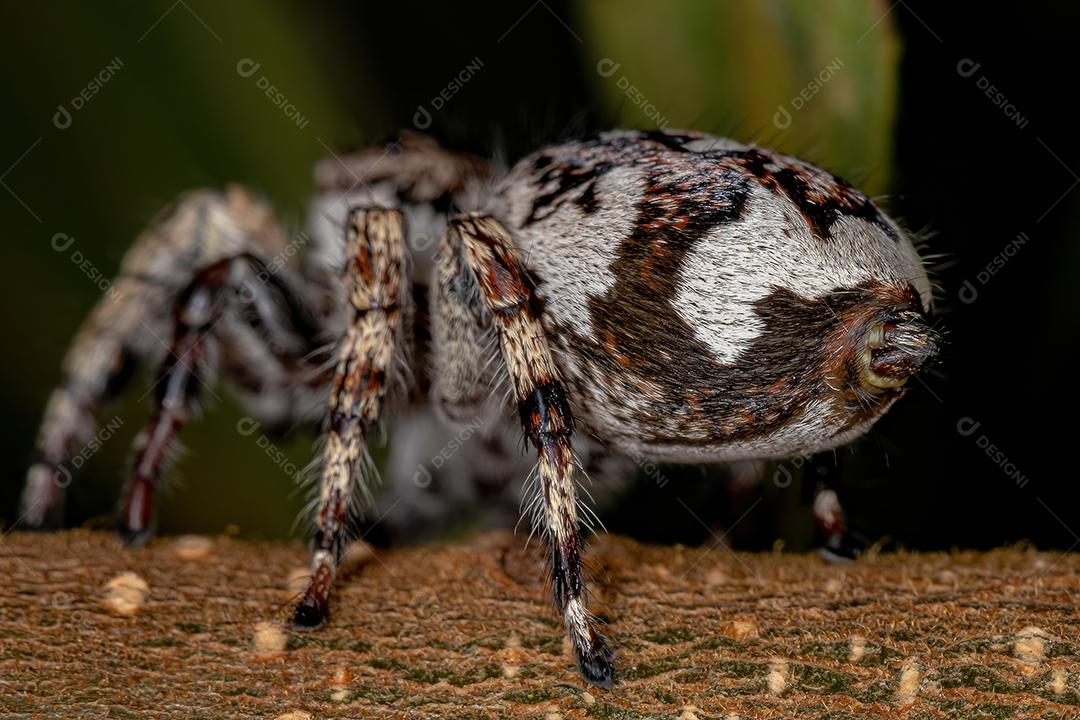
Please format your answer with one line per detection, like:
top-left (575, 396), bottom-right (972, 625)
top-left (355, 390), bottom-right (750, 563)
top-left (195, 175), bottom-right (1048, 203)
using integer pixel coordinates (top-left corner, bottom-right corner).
top-left (448, 214), bottom-right (615, 688)
top-left (294, 208), bottom-right (410, 628)
top-left (21, 188), bottom-right (300, 529)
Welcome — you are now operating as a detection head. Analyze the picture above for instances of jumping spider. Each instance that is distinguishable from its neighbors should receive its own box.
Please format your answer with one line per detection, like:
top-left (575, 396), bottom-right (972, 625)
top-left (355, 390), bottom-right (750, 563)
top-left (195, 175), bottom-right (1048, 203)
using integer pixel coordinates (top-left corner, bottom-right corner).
top-left (23, 129), bottom-right (937, 686)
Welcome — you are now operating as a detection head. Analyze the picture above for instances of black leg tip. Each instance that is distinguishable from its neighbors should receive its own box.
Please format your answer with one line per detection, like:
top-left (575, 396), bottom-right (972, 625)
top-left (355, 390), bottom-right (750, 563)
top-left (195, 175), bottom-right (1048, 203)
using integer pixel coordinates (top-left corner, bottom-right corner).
top-left (577, 642), bottom-right (616, 688)
top-left (818, 534), bottom-right (862, 565)
top-left (119, 524), bottom-right (153, 549)
top-left (292, 599), bottom-right (328, 631)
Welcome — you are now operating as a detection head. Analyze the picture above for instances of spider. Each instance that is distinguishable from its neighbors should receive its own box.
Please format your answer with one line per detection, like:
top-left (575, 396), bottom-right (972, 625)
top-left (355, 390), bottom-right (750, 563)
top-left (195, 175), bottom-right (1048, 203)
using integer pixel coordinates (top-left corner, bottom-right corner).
top-left (22, 129), bottom-right (937, 687)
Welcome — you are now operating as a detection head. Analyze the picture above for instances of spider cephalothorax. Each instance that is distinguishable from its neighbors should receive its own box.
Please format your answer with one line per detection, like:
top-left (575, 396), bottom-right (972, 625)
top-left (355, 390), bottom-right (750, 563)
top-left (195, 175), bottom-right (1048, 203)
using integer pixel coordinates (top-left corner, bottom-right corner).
top-left (22, 129), bottom-right (936, 687)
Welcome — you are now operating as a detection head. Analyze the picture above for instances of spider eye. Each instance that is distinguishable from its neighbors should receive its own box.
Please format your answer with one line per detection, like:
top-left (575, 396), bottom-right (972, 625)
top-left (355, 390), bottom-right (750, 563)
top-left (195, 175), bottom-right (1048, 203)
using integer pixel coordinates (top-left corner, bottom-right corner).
top-left (856, 317), bottom-right (938, 391)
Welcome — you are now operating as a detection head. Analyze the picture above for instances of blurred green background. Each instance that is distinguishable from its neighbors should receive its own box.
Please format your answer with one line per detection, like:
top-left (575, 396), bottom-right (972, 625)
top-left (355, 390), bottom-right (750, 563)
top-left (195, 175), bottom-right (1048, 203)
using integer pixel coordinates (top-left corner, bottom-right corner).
top-left (1, 2), bottom-right (1076, 550)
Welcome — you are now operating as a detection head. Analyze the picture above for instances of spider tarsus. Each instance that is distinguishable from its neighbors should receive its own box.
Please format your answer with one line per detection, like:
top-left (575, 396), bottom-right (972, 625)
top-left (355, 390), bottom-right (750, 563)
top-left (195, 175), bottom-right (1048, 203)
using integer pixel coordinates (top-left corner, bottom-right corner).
top-left (818, 535), bottom-right (863, 565)
top-left (20, 464), bottom-right (66, 529)
top-left (119, 523), bottom-right (154, 549)
top-left (292, 598), bottom-right (328, 630)
top-left (576, 639), bottom-right (616, 688)
top-left (118, 476), bottom-right (156, 548)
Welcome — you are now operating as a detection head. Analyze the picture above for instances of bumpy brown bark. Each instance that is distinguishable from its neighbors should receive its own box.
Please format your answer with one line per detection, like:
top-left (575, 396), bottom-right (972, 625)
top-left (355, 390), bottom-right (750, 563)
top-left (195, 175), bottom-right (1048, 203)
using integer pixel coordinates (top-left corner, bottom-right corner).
top-left (1, 530), bottom-right (1078, 719)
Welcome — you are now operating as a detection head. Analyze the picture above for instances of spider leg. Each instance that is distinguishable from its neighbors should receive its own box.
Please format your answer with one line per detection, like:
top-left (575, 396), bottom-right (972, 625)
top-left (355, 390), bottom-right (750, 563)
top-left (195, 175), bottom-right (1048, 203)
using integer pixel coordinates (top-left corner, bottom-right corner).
top-left (293, 208), bottom-right (409, 628)
top-left (122, 252), bottom-right (328, 544)
top-left (811, 452), bottom-right (863, 563)
top-left (446, 214), bottom-right (615, 688)
top-left (429, 210), bottom-right (502, 427)
top-left (21, 299), bottom-right (144, 528)
top-left (21, 187), bottom-right (302, 529)
top-left (220, 254), bottom-right (330, 432)
top-left (119, 260), bottom-right (232, 545)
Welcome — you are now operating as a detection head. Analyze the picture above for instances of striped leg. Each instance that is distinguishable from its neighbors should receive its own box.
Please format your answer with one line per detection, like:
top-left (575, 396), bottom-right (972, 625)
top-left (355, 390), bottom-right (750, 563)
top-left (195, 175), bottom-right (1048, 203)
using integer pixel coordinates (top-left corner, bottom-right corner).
top-left (294, 208), bottom-right (408, 628)
top-left (119, 260), bottom-right (232, 545)
top-left (447, 214), bottom-right (615, 687)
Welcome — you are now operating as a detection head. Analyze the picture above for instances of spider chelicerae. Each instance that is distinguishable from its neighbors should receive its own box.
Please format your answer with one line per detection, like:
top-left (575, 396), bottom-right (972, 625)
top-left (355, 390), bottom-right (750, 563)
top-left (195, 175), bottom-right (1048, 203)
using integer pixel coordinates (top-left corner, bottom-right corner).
top-left (22, 129), bottom-right (937, 686)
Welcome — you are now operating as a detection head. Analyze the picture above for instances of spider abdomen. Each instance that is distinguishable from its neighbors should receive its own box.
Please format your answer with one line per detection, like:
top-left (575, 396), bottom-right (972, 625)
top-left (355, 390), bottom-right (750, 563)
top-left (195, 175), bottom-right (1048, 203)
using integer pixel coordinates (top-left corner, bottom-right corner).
top-left (491, 130), bottom-right (936, 462)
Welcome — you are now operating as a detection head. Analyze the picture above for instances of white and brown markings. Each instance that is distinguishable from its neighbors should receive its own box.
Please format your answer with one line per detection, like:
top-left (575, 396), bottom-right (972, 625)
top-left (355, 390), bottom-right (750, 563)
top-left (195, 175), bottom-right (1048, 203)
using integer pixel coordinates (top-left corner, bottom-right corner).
top-left (496, 130), bottom-right (936, 461)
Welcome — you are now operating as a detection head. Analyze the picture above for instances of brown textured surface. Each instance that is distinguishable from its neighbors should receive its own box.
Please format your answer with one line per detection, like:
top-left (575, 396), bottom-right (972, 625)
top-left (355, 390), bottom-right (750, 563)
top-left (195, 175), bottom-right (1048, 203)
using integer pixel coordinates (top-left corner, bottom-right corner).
top-left (1, 531), bottom-right (1078, 719)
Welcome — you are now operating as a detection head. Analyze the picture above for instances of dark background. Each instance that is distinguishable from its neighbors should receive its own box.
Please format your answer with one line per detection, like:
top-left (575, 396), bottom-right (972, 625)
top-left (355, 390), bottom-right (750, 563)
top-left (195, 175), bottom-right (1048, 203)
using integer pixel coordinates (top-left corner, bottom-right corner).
top-left (0, 1), bottom-right (1074, 552)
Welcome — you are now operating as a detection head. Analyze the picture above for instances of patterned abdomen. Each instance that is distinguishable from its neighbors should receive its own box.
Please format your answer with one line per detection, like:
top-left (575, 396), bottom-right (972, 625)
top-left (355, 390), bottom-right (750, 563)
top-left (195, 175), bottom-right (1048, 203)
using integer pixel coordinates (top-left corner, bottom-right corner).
top-left (490, 130), bottom-right (935, 462)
